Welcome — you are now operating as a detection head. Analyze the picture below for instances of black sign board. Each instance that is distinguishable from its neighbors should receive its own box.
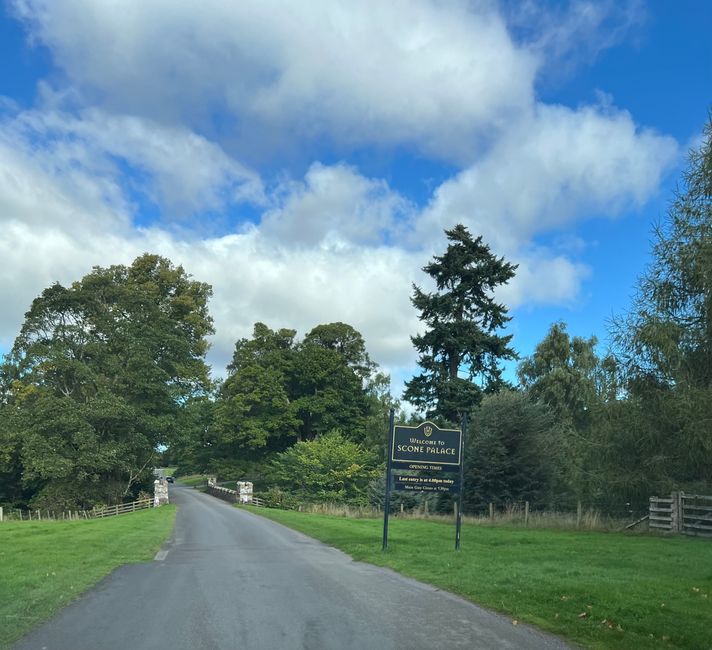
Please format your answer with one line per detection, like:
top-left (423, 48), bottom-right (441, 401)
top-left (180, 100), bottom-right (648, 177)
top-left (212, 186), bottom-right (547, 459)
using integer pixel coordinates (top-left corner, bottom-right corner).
top-left (393, 475), bottom-right (459, 494)
top-left (383, 414), bottom-right (467, 553)
top-left (391, 421), bottom-right (461, 467)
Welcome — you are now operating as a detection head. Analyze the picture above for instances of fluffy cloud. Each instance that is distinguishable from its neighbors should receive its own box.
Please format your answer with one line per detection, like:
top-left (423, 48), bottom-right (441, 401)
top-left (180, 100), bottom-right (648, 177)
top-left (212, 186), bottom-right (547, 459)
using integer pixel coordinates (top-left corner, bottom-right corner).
top-left (261, 162), bottom-right (413, 247)
top-left (0, 101), bottom-right (674, 373)
top-left (0, 164), bottom-right (421, 375)
top-left (6, 107), bottom-right (264, 220)
top-left (417, 103), bottom-right (678, 252)
top-left (12, 0), bottom-right (537, 160)
top-left (1, 1), bottom-right (681, 394)
top-left (0, 109), bottom-right (421, 369)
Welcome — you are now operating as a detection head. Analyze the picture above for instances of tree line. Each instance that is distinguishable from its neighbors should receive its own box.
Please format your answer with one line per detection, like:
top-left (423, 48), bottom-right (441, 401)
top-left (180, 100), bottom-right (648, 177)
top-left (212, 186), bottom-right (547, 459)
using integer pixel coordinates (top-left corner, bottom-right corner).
top-left (1, 114), bottom-right (710, 513)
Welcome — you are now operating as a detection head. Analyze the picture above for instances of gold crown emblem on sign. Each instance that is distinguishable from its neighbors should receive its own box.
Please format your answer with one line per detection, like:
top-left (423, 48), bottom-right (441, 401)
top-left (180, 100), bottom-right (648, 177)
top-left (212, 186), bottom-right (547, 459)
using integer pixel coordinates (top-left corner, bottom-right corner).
top-left (424, 425), bottom-right (433, 437)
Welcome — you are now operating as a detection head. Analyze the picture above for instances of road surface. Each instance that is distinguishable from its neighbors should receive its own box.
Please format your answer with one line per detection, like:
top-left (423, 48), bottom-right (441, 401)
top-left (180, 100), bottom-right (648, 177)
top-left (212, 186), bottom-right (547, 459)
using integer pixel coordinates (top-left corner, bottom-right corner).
top-left (14, 485), bottom-right (571, 650)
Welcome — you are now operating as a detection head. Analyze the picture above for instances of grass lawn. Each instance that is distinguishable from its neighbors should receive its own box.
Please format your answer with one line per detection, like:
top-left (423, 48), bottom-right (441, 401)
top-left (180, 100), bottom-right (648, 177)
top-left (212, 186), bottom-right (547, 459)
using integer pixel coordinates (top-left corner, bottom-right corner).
top-left (0, 505), bottom-right (176, 649)
top-left (175, 473), bottom-right (208, 488)
top-left (245, 508), bottom-right (712, 650)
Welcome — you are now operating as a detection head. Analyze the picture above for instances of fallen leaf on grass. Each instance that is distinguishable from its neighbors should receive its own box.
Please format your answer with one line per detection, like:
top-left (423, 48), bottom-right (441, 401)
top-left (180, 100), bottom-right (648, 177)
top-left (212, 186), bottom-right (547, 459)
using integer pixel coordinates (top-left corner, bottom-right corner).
top-left (577, 612), bottom-right (588, 619)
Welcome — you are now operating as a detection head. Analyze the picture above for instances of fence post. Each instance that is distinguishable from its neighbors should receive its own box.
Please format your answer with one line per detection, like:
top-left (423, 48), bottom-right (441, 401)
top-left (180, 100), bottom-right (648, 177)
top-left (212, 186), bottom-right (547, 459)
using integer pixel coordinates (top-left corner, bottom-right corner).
top-left (576, 500), bottom-right (582, 528)
top-left (670, 491), bottom-right (677, 532)
top-left (489, 502), bottom-right (494, 521)
top-left (524, 501), bottom-right (529, 527)
top-left (0, 506), bottom-right (3, 522)
top-left (671, 491), bottom-right (683, 533)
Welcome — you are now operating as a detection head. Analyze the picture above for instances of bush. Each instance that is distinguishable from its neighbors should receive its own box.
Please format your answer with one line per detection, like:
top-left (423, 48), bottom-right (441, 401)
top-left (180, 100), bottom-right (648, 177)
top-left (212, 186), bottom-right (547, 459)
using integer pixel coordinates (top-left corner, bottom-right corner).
top-left (267, 430), bottom-right (379, 505)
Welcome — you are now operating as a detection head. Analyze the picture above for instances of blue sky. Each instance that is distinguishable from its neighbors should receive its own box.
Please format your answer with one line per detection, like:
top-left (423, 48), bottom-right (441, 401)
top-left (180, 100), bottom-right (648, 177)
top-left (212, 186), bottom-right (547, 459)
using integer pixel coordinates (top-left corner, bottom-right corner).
top-left (0, 0), bottom-right (710, 397)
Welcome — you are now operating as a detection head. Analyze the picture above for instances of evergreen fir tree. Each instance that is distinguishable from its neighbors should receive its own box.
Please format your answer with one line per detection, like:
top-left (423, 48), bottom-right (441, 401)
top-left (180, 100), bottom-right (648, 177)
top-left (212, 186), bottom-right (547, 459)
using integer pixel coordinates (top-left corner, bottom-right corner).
top-left (404, 224), bottom-right (517, 422)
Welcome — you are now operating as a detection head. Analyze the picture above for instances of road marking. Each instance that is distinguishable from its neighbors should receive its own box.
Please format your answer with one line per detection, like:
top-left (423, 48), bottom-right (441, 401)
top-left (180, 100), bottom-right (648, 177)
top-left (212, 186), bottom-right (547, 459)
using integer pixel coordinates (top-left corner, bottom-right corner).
top-left (154, 550), bottom-right (168, 561)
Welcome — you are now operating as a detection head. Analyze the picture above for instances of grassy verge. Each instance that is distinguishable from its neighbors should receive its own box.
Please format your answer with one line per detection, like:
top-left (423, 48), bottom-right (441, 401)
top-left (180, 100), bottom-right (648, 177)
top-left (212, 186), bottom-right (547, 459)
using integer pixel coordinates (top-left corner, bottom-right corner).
top-left (244, 507), bottom-right (712, 650)
top-left (0, 505), bottom-right (176, 649)
top-left (176, 473), bottom-right (208, 488)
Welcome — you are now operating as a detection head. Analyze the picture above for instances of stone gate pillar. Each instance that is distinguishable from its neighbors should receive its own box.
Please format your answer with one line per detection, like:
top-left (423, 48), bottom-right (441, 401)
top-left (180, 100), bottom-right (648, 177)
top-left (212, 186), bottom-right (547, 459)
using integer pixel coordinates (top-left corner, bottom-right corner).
top-left (154, 478), bottom-right (169, 506)
top-left (237, 481), bottom-right (253, 503)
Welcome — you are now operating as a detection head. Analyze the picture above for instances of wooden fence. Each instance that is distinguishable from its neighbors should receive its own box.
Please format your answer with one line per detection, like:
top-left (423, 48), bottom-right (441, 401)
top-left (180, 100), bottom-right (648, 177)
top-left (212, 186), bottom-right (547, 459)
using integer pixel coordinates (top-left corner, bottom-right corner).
top-left (92, 498), bottom-right (154, 518)
top-left (0, 498), bottom-right (154, 522)
top-left (649, 492), bottom-right (712, 538)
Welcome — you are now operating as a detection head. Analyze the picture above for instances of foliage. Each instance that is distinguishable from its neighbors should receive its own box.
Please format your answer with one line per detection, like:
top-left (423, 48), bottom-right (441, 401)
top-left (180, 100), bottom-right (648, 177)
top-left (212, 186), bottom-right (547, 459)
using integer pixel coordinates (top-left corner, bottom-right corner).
top-left (0, 254), bottom-right (214, 509)
top-left (208, 322), bottom-right (379, 474)
top-left (612, 114), bottom-right (712, 490)
top-left (303, 321), bottom-right (375, 380)
top-left (267, 430), bottom-right (380, 504)
top-left (404, 224), bottom-right (517, 422)
top-left (517, 321), bottom-right (618, 504)
top-left (259, 486), bottom-right (302, 510)
top-left (292, 339), bottom-right (372, 441)
top-left (362, 371), bottom-right (402, 458)
top-left (164, 395), bottom-right (217, 476)
top-left (518, 322), bottom-right (604, 428)
top-left (464, 391), bottom-right (557, 512)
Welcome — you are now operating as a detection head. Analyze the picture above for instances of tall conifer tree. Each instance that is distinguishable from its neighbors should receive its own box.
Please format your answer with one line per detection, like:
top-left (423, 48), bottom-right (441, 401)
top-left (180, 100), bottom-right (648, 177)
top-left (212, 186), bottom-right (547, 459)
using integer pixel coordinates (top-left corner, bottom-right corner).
top-left (404, 224), bottom-right (517, 422)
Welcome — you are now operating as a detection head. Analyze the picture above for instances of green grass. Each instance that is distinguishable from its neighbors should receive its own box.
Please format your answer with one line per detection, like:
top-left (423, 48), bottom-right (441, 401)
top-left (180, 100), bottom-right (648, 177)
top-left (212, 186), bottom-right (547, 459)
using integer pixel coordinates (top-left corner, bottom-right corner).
top-left (0, 505), bottom-right (176, 649)
top-left (175, 473), bottom-right (208, 487)
top-left (245, 508), bottom-right (712, 650)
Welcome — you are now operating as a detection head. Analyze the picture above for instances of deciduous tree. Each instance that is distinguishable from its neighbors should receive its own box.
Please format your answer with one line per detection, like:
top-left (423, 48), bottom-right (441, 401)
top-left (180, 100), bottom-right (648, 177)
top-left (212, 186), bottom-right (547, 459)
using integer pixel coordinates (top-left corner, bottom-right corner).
top-left (0, 254), bottom-right (214, 508)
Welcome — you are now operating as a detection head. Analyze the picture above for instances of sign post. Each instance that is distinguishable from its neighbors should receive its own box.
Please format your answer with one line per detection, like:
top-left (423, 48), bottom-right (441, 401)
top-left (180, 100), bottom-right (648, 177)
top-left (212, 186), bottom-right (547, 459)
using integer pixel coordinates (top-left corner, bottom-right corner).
top-left (382, 418), bottom-right (465, 551)
top-left (455, 414), bottom-right (467, 551)
top-left (382, 408), bottom-right (395, 551)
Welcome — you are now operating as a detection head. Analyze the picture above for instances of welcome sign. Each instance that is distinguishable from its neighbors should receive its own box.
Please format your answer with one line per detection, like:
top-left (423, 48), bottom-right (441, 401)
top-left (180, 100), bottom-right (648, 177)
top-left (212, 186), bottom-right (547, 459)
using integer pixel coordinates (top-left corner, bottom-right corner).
top-left (382, 413), bottom-right (467, 552)
top-left (391, 421), bottom-right (461, 467)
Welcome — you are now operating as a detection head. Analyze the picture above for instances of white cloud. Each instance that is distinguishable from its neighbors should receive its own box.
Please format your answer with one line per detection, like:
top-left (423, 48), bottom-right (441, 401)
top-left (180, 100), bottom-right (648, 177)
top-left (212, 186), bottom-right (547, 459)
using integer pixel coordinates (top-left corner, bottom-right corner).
top-left (416, 103), bottom-right (678, 251)
top-left (0, 106), bottom-right (589, 374)
top-left (0, 96), bottom-right (679, 374)
top-left (505, 0), bottom-right (646, 80)
top-left (0, 1), bottom-right (682, 395)
top-left (0, 110), bottom-right (421, 368)
top-left (261, 162), bottom-right (413, 248)
top-left (12, 0), bottom-right (537, 161)
top-left (7, 107), bottom-right (264, 220)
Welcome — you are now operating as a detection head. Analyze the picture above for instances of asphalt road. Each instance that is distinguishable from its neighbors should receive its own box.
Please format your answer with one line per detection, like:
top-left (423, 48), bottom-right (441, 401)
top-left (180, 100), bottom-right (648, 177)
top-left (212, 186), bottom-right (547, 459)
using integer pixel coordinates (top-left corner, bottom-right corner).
top-left (14, 485), bottom-right (571, 650)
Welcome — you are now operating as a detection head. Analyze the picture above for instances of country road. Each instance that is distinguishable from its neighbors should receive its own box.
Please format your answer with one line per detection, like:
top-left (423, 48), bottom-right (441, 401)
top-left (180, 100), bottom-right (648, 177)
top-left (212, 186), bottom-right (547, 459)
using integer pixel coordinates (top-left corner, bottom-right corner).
top-left (14, 485), bottom-right (571, 650)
